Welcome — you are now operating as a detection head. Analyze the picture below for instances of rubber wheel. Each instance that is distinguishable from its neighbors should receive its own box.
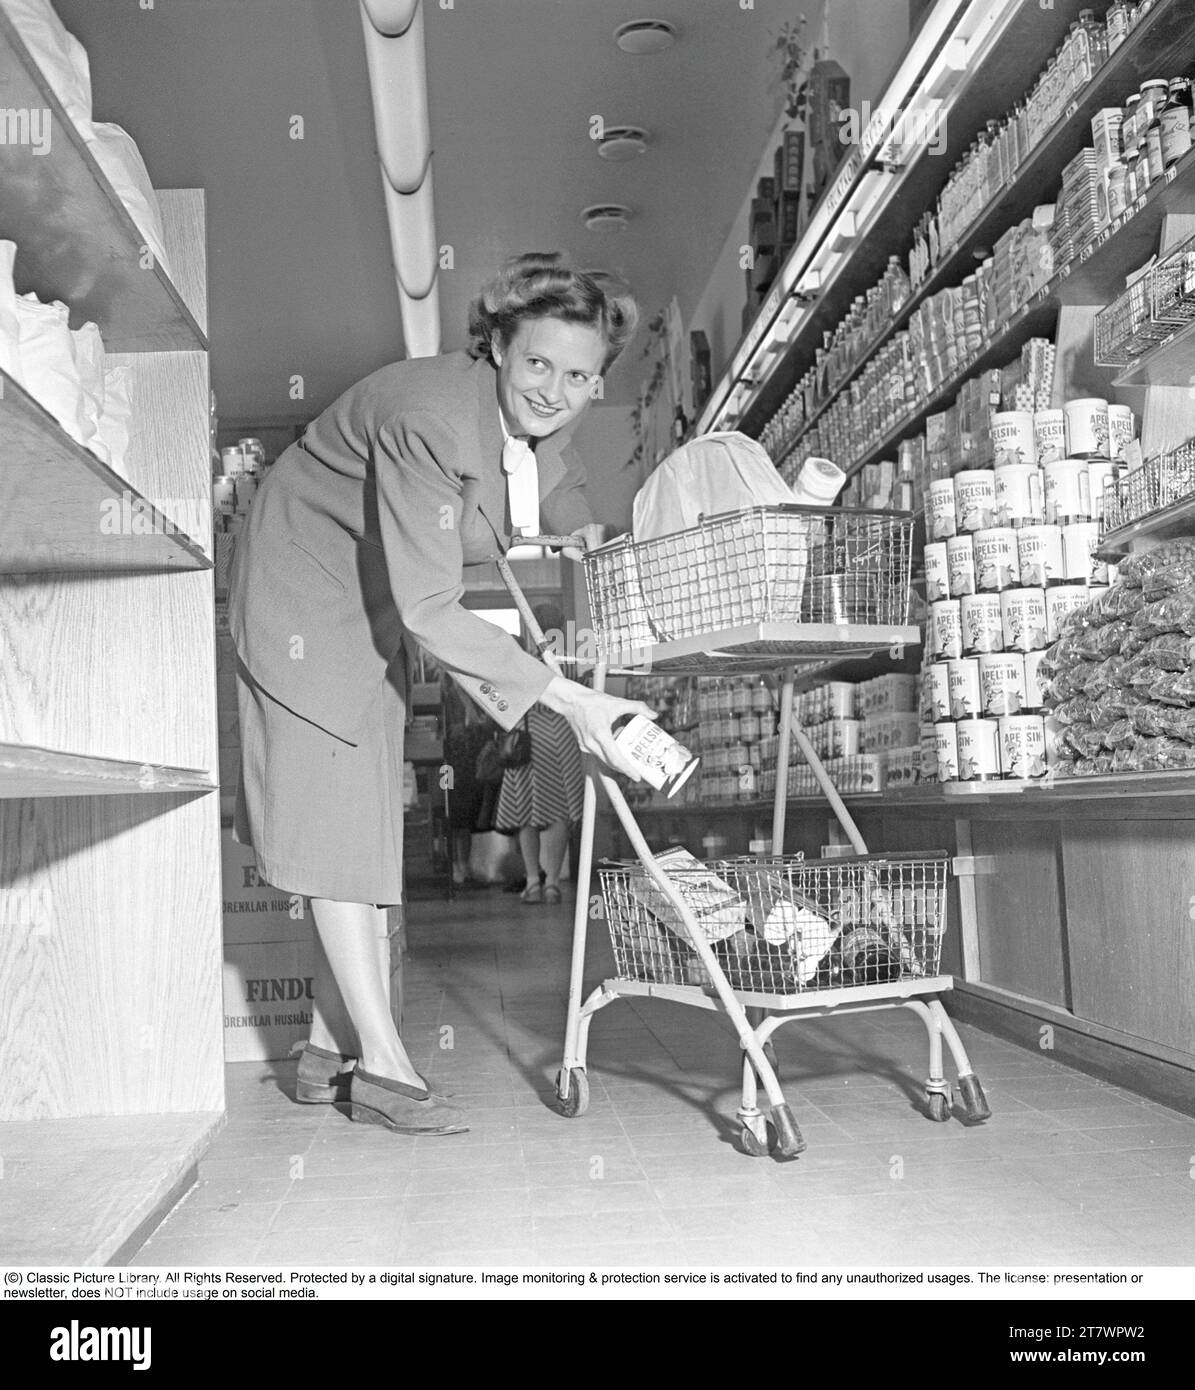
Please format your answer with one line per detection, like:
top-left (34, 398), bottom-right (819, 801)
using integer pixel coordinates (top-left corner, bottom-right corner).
top-left (925, 1090), bottom-right (952, 1122)
top-left (739, 1124), bottom-right (770, 1157)
top-left (555, 1067), bottom-right (589, 1118)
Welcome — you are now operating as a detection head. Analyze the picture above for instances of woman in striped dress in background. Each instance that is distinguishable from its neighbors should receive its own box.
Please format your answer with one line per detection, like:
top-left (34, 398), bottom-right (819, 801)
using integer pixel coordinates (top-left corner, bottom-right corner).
top-left (495, 603), bottom-right (586, 904)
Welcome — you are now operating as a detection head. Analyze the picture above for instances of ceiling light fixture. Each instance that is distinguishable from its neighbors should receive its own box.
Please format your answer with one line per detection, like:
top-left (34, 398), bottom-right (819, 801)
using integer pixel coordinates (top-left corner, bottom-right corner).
top-left (582, 204), bottom-right (633, 232)
top-left (614, 19), bottom-right (678, 54)
top-left (596, 126), bottom-right (650, 162)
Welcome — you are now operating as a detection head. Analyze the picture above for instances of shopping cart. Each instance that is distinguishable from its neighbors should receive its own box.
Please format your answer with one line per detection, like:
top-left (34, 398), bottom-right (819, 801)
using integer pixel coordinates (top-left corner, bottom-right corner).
top-left (496, 507), bottom-right (991, 1159)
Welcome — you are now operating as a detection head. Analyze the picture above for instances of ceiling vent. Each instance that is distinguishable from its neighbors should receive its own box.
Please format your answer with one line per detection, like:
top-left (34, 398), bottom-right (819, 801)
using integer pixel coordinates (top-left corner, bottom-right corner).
top-left (582, 204), bottom-right (633, 232)
top-left (597, 125), bottom-right (650, 162)
top-left (614, 20), bottom-right (678, 54)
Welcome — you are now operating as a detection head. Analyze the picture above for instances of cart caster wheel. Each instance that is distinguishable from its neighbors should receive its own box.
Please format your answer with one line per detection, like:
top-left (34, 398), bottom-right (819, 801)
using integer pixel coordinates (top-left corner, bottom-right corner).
top-left (739, 1124), bottom-right (770, 1158)
top-left (769, 1104), bottom-right (806, 1159)
top-left (925, 1089), bottom-right (952, 1122)
top-left (958, 1074), bottom-right (992, 1122)
top-left (555, 1067), bottom-right (589, 1118)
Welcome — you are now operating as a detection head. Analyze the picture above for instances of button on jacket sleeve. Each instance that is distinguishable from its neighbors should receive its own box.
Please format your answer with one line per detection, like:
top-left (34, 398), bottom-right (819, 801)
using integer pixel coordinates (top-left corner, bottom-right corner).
top-left (374, 409), bottom-right (553, 729)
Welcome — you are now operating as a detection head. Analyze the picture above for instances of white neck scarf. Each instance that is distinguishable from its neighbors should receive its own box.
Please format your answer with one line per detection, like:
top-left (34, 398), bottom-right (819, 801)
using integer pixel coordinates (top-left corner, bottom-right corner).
top-left (499, 409), bottom-right (540, 537)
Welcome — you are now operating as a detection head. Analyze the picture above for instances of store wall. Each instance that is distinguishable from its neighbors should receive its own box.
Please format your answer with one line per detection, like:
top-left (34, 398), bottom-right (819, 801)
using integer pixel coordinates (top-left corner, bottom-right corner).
top-left (570, 405), bottom-right (644, 537)
top-left (686, 0), bottom-right (914, 383)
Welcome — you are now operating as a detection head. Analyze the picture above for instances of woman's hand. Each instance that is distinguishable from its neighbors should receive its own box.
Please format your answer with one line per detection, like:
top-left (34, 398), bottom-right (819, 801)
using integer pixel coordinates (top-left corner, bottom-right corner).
top-left (538, 674), bottom-right (658, 779)
top-left (558, 523), bottom-right (607, 564)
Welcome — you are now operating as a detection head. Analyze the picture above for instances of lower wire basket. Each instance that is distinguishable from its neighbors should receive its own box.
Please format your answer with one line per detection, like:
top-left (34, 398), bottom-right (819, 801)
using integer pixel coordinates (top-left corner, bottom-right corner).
top-left (597, 852), bottom-right (949, 995)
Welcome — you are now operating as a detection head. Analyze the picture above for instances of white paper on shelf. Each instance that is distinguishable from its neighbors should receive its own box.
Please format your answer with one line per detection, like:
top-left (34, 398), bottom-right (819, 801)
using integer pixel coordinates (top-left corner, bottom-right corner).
top-left (14, 292), bottom-right (84, 443)
top-left (71, 320), bottom-right (107, 462)
top-left (97, 362), bottom-right (133, 478)
top-left (0, 239), bottom-right (24, 387)
top-left (3, 0), bottom-right (93, 125)
top-left (79, 120), bottom-right (173, 280)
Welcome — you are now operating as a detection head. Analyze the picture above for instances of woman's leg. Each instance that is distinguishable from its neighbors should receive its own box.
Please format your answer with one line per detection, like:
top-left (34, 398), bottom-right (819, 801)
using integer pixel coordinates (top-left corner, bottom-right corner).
top-left (540, 819), bottom-right (570, 890)
top-left (308, 928), bottom-right (358, 1056)
top-left (517, 825), bottom-right (541, 884)
top-left (310, 897), bottom-right (423, 1088)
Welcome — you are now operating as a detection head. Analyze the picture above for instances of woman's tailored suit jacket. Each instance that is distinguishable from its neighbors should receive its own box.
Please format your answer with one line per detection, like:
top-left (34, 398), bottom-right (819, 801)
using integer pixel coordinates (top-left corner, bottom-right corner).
top-left (228, 351), bottom-right (593, 746)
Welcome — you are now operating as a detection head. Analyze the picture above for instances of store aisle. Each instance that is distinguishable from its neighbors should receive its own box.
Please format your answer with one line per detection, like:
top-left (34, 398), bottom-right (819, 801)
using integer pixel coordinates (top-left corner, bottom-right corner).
top-left (132, 892), bottom-right (1195, 1268)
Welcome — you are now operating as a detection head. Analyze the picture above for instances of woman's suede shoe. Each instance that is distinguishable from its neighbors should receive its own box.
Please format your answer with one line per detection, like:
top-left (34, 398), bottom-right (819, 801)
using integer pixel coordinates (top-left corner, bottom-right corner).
top-left (350, 1069), bottom-right (469, 1135)
top-left (295, 1044), bottom-right (356, 1104)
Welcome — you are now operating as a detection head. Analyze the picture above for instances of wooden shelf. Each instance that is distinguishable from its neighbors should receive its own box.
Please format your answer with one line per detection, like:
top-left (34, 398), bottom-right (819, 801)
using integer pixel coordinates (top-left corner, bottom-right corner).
top-left (0, 743), bottom-right (215, 798)
top-left (749, 0), bottom-right (1195, 456)
top-left (0, 10), bottom-right (206, 351)
top-left (0, 1112), bottom-right (222, 1265)
top-left (0, 369), bottom-right (211, 573)
top-left (1097, 491), bottom-right (1195, 558)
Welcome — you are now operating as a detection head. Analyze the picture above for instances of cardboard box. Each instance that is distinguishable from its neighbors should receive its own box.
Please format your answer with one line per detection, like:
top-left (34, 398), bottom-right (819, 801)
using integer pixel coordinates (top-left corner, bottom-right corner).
top-left (221, 827), bottom-right (312, 945)
top-left (223, 940), bottom-right (317, 1063)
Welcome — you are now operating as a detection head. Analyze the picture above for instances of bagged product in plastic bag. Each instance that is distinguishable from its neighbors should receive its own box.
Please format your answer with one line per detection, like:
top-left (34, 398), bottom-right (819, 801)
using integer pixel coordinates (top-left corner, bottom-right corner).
top-left (15, 293), bottom-right (84, 442)
top-left (1139, 632), bottom-right (1195, 671)
top-left (81, 121), bottom-right (173, 280)
top-left (1118, 540), bottom-right (1195, 590)
top-left (3, 0), bottom-right (92, 125)
top-left (1082, 654), bottom-right (1128, 698)
top-left (1095, 584), bottom-right (1144, 620)
top-left (1149, 670), bottom-right (1195, 705)
top-left (1134, 736), bottom-right (1195, 770)
top-left (1133, 704), bottom-right (1195, 741)
top-left (1103, 717), bottom-right (1137, 750)
top-left (1134, 594), bottom-right (1195, 638)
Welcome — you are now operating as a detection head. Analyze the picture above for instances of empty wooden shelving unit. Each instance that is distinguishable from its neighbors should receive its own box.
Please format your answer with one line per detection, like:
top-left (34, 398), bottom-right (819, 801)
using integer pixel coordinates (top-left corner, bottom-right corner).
top-left (0, 12), bottom-right (223, 1264)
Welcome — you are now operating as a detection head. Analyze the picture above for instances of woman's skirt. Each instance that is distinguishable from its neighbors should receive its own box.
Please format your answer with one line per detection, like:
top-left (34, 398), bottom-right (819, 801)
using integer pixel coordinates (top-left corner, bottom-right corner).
top-left (233, 656), bottom-right (407, 905)
top-left (494, 707), bottom-right (584, 831)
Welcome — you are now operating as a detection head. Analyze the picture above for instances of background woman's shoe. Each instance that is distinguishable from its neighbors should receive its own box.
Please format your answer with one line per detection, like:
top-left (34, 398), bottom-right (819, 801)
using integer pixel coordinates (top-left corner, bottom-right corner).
top-left (543, 884), bottom-right (562, 905)
top-left (520, 882), bottom-right (544, 904)
top-left (349, 1069), bottom-right (469, 1134)
top-left (296, 1044), bottom-right (356, 1104)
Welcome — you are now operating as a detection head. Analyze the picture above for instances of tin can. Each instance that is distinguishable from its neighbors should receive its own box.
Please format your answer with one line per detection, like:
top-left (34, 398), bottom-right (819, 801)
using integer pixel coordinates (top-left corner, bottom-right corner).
top-left (954, 469), bottom-right (998, 532)
top-left (931, 599), bottom-right (963, 661)
top-left (926, 662), bottom-right (952, 722)
top-left (956, 718), bottom-right (1002, 781)
top-left (220, 446), bottom-right (246, 477)
top-left (831, 718), bottom-right (862, 756)
top-left (1085, 458), bottom-right (1118, 523)
top-left (960, 592), bottom-right (1004, 655)
top-left (994, 462), bottom-right (1045, 526)
top-left (973, 527), bottom-right (1020, 591)
top-left (234, 475), bottom-right (257, 513)
top-left (1045, 583), bottom-right (1091, 640)
top-left (978, 651), bottom-right (1026, 717)
top-left (1107, 404), bottom-right (1135, 460)
top-left (1000, 587), bottom-right (1049, 652)
top-left (923, 541), bottom-right (950, 602)
top-left (1021, 648), bottom-right (1050, 712)
top-left (1043, 459), bottom-right (1092, 524)
top-left (947, 656), bottom-right (983, 719)
top-left (730, 681), bottom-right (753, 717)
top-left (1061, 521), bottom-right (1105, 583)
top-left (1033, 409), bottom-right (1068, 464)
top-left (999, 714), bottom-right (1048, 779)
top-left (238, 437), bottom-right (267, 467)
top-left (934, 722), bottom-right (960, 783)
top-left (212, 475), bottom-right (237, 516)
top-left (927, 478), bottom-right (958, 540)
top-left (738, 713), bottom-right (761, 744)
top-left (1017, 524), bottom-right (1065, 587)
top-left (991, 410), bottom-right (1037, 465)
top-left (826, 682), bottom-right (856, 719)
top-left (613, 714), bottom-right (700, 797)
top-left (1063, 398), bottom-right (1110, 458)
top-left (946, 533), bottom-right (977, 597)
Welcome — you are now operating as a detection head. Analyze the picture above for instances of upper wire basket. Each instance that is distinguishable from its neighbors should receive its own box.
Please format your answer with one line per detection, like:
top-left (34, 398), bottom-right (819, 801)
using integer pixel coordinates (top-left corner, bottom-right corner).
top-left (597, 852), bottom-right (950, 997)
top-left (1095, 233), bottom-right (1195, 368)
top-left (583, 505), bottom-right (914, 661)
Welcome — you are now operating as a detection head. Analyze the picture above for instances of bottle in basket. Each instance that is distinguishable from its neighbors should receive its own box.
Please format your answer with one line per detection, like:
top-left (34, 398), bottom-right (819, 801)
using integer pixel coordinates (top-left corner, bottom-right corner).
top-left (612, 715), bottom-right (699, 798)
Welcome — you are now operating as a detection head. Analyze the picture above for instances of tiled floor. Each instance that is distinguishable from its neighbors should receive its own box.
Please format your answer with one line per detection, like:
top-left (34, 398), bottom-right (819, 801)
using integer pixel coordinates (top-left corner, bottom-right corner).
top-left (132, 890), bottom-right (1195, 1267)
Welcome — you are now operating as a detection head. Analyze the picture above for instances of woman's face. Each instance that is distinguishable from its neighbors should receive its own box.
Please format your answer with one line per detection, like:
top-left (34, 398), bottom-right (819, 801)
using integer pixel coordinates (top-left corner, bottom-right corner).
top-left (492, 316), bottom-right (606, 440)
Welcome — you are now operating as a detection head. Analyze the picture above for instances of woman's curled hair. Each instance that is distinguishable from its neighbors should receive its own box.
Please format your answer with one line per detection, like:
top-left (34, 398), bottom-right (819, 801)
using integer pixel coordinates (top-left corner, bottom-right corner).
top-left (468, 252), bottom-right (638, 373)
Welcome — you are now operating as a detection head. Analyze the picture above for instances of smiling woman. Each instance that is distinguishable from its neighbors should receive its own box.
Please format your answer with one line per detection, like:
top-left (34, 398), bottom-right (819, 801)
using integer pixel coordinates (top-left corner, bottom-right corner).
top-left (226, 249), bottom-right (657, 1140)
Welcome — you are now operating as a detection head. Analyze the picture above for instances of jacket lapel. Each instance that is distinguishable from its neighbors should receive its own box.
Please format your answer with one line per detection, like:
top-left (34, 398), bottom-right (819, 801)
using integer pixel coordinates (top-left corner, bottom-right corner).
top-left (470, 358), bottom-right (510, 545)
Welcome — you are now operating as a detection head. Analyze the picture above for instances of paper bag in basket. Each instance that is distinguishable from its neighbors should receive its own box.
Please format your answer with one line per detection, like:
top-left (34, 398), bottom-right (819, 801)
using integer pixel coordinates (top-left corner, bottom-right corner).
top-left (631, 432), bottom-right (794, 540)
